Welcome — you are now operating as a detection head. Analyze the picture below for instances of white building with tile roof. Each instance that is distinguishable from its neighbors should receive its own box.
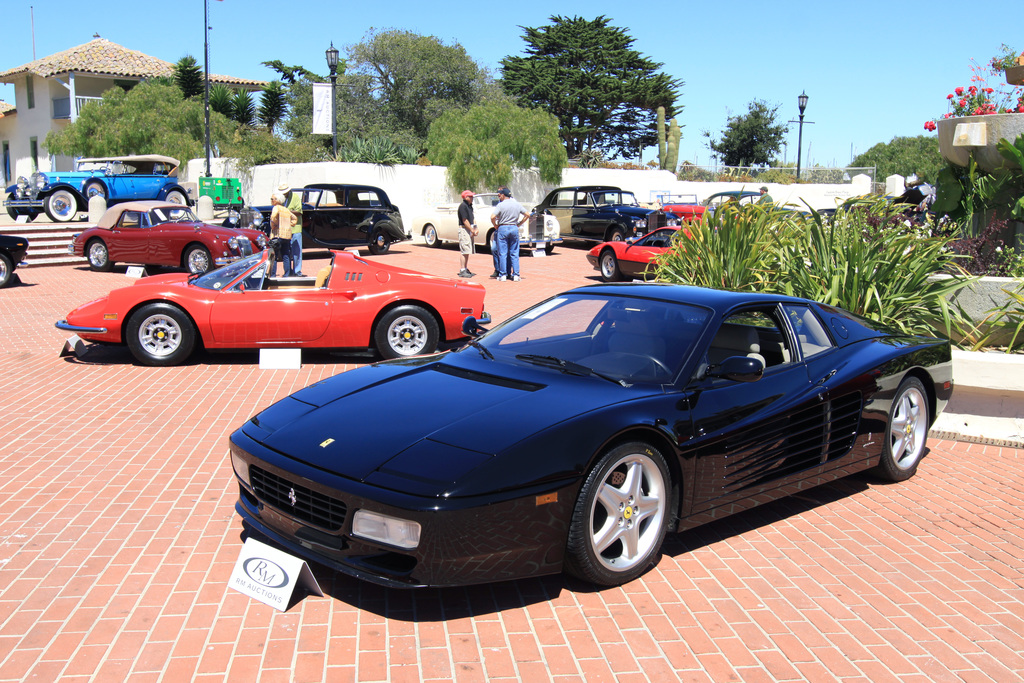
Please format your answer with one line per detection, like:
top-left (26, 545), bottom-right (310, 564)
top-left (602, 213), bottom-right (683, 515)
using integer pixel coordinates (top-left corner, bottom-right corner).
top-left (0, 38), bottom-right (265, 187)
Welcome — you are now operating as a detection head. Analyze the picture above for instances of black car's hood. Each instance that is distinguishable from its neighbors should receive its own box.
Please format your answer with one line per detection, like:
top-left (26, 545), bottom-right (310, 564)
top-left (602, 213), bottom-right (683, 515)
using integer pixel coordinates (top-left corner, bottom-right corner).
top-left (241, 357), bottom-right (654, 489)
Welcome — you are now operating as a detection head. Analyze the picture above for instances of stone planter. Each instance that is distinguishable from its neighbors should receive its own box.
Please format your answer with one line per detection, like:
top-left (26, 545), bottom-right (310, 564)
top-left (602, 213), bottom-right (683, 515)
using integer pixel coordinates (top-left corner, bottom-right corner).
top-left (1006, 64), bottom-right (1024, 86)
top-left (936, 113), bottom-right (1024, 172)
top-left (934, 274), bottom-right (1024, 347)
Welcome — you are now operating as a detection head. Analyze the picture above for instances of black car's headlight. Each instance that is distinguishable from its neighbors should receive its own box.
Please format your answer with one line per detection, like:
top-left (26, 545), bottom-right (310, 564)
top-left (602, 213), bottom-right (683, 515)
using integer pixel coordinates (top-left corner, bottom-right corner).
top-left (351, 510), bottom-right (421, 549)
top-left (631, 217), bottom-right (647, 230)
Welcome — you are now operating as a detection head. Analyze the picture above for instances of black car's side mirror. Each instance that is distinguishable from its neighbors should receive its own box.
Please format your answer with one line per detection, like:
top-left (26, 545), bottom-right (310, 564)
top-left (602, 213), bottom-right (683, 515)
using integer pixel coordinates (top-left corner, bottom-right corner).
top-left (462, 314), bottom-right (492, 337)
top-left (707, 355), bottom-right (764, 383)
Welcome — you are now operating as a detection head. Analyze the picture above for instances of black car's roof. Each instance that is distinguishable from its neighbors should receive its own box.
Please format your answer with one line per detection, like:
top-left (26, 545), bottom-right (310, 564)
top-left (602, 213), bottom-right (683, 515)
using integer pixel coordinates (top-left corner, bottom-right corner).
top-left (304, 183), bottom-right (388, 193)
top-left (566, 282), bottom-right (806, 312)
top-left (546, 185), bottom-right (623, 194)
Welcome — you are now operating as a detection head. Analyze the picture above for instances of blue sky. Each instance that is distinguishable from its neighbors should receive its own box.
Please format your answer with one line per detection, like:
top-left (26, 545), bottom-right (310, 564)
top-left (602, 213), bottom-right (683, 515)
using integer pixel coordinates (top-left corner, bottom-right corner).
top-left (2, 0), bottom-right (1021, 170)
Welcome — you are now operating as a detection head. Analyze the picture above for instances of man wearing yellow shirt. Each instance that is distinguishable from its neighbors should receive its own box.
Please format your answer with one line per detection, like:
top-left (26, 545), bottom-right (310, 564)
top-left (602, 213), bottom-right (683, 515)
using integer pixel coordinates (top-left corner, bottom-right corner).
top-left (279, 182), bottom-right (304, 276)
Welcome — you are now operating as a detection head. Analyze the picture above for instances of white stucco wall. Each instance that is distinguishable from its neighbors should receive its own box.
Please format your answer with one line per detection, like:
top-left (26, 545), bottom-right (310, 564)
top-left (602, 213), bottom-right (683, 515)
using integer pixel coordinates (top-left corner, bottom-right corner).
top-left (183, 158), bottom-right (871, 220)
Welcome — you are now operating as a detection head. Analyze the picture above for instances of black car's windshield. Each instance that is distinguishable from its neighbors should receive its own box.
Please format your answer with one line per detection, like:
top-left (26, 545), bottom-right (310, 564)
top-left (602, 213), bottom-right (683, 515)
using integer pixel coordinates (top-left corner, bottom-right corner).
top-left (192, 252), bottom-right (263, 290)
top-left (470, 293), bottom-right (711, 384)
top-left (149, 206), bottom-right (198, 225)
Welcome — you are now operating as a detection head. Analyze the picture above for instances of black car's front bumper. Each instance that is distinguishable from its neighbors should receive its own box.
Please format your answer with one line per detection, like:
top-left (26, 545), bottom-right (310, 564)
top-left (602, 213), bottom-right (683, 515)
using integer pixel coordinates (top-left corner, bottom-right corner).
top-left (229, 429), bottom-right (576, 588)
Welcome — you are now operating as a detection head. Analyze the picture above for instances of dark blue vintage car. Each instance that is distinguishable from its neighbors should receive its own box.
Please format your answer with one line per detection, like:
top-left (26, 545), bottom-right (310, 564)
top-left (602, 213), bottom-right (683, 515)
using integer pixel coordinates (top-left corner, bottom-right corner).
top-left (4, 155), bottom-right (190, 223)
top-left (533, 186), bottom-right (679, 250)
top-left (229, 284), bottom-right (953, 588)
top-left (0, 233), bottom-right (29, 288)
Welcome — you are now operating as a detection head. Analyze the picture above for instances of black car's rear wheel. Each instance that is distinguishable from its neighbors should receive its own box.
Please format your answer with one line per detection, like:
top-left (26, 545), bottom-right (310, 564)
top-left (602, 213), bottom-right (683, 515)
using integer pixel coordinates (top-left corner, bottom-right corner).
top-left (374, 305), bottom-right (439, 359)
top-left (0, 253), bottom-right (13, 288)
top-left (368, 228), bottom-right (391, 255)
top-left (876, 376), bottom-right (929, 481)
top-left (87, 239), bottom-right (113, 272)
top-left (45, 189), bottom-right (79, 222)
top-left (565, 441), bottom-right (671, 586)
top-left (126, 303), bottom-right (197, 366)
top-left (599, 248), bottom-right (623, 282)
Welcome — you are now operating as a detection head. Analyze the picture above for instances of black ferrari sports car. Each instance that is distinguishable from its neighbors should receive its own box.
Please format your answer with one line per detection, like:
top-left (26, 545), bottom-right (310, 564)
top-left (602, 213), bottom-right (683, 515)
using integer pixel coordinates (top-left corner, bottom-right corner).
top-left (229, 283), bottom-right (953, 588)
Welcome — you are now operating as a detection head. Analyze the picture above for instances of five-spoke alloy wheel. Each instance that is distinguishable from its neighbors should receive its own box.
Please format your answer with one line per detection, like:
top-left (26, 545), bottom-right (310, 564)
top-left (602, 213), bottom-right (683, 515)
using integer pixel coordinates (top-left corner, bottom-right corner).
top-left (566, 441), bottom-right (671, 586)
top-left (876, 376), bottom-right (929, 481)
top-left (126, 303), bottom-right (197, 366)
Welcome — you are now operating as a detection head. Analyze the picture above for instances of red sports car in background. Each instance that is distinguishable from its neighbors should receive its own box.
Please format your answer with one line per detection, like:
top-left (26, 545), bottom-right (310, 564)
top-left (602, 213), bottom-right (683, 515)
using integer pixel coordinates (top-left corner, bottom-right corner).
top-left (70, 201), bottom-right (265, 274)
top-left (586, 227), bottom-right (686, 282)
top-left (56, 250), bottom-right (487, 365)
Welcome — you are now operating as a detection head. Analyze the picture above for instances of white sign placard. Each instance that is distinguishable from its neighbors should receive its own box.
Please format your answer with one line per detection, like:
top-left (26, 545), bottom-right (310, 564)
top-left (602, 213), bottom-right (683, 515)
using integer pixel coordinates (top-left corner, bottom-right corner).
top-left (229, 538), bottom-right (323, 611)
top-left (125, 266), bottom-right (146, 279)
top-left (259, 348), bottom-right (302, 369)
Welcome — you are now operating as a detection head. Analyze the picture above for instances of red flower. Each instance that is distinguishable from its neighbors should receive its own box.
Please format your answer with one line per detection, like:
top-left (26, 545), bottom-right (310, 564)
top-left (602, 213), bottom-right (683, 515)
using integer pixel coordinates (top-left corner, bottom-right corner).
top-left (947, 93), bottom-right (954, 100)
top-left (924, 120), bottom-right (937, 131)
top-left (959, 99), bottom-right (968, 107)
top-left (955, 86), bottom-right (965, 96)
top-left (968, 85), bottom-right (978, 95)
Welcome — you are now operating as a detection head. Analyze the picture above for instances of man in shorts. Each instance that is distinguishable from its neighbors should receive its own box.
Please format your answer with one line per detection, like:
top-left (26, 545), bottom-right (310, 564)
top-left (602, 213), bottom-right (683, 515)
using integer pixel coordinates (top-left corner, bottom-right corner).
top-left (457, 190), bottom-right (478, 278)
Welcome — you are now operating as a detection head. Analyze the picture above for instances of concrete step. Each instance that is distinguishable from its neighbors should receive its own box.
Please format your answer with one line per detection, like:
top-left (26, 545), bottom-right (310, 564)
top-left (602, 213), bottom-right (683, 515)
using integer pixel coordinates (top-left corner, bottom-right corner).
top-left (25, 255), bottom-right (87, 267)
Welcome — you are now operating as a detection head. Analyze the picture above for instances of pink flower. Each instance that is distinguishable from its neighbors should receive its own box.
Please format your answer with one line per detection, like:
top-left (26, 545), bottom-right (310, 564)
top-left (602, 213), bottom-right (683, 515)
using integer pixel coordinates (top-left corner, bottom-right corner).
top-left (924, 120), bottom-right (937, 131)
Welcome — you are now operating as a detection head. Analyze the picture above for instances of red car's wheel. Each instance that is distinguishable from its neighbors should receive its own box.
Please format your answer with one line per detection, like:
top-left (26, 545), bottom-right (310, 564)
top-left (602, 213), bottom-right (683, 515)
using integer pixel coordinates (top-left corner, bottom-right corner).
top-left (374, 305), bottom-right (439, 359)
top-left (599, 248), bottom-right (624, 282)
top-left (126, 303), bottom-right (197, 366)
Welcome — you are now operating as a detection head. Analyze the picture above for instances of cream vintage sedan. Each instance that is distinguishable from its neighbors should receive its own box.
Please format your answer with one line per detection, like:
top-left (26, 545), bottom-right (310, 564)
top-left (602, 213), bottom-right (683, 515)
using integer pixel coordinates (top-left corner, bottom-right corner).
top-left (413, 193), bottom-right (562, 254)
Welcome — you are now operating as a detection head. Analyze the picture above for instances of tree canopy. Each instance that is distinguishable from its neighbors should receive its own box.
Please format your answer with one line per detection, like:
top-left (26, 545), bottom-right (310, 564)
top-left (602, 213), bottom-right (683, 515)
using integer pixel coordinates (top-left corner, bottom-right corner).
top-left (500, 15), bottom-right (682, 160)
top-left (427, 100), bottom-right (567, 191)
top-left (705, 100), bottom-right (788, 167)
top-left (348, 29), bottom-right (486, 143)
top-left (851, 135), bottom-right (944, 184)
top-left (44, 82), bottom-right (236, 166)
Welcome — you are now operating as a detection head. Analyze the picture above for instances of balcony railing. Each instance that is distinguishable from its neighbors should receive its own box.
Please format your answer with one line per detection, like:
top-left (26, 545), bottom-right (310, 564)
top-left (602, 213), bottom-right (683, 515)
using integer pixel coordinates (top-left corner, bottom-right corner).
top-left (51, 96), bottom-right (103, 120)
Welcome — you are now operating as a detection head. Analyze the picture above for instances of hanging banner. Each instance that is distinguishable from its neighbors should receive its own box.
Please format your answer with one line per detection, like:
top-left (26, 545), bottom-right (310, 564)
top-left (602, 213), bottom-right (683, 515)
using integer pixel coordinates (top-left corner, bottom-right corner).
top-left (312, 83), bottom-right (332, 135)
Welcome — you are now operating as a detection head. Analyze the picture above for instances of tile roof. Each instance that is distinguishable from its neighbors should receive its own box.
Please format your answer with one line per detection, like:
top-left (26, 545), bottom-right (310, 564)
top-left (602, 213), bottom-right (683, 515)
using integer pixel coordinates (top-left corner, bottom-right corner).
top-left (0, 100), bottom-right (14, 116)
top-left (0, 38), bottom-right (266, 88)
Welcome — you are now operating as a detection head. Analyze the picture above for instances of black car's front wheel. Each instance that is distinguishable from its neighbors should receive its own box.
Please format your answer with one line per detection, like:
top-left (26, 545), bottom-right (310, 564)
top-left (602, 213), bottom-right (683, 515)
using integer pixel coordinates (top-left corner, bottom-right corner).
top-left (0, 253), bottom-right (13, 288)
top-left (126, 303), bottom-right (197, 366)
top-left (374, 305), bottom-right (439, 359)
top-left (565, 441), bottom-right (671, 586)
top-left (876, 376), bottom-right (929, 481)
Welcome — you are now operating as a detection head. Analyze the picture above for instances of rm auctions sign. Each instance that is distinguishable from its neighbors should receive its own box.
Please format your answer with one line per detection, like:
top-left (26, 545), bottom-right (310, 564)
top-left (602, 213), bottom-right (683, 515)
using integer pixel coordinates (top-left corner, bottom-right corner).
top-left (229, 538), bottom-right (323, 611)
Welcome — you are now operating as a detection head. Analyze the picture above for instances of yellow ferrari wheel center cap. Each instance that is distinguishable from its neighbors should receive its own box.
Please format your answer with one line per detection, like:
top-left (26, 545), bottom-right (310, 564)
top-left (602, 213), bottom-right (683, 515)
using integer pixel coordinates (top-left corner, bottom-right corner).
top-left (623, 506), bottom-right (634, 520)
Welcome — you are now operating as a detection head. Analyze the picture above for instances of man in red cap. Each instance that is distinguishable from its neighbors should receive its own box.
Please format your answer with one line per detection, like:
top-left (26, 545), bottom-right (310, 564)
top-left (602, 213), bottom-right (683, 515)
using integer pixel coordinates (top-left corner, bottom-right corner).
top-left (457, 190), bottom-right (478, 277)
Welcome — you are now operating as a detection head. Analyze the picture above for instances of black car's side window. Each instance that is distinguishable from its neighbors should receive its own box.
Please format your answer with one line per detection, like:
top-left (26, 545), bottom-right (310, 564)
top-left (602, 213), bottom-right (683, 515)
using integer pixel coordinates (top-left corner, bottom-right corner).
top-left (710, 309), bottom-right (794, 370)
top-left (783, 305), bottom-right (834, 358)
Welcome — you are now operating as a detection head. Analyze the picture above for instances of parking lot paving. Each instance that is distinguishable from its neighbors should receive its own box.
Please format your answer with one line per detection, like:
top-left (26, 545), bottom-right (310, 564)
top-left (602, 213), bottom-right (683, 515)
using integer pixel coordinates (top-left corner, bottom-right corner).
top-left (1, 239), bottom-right (1022, 682)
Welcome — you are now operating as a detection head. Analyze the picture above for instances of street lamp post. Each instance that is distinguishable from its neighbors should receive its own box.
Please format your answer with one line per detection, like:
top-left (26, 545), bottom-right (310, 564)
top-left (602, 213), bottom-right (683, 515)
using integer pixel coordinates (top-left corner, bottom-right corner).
top-left (203, 0), bottom-right (212, 177)
top-left (325, 43), bottom-right (339, 158)
top-left (795, 91), bottom-right (808, 181)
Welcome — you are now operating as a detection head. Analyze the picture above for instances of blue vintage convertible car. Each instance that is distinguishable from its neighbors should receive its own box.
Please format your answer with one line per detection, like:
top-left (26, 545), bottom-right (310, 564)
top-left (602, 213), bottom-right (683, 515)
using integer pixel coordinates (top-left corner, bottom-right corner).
top-left (229, 283), bottom-right (953, 588)
top-left (4, 155), bottom-right (190, 223)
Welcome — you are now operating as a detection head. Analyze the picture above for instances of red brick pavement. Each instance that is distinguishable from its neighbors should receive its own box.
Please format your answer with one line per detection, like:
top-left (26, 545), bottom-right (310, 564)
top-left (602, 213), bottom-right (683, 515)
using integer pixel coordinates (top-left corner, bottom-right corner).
top-left (1, 239), bottom-right (1023, 682)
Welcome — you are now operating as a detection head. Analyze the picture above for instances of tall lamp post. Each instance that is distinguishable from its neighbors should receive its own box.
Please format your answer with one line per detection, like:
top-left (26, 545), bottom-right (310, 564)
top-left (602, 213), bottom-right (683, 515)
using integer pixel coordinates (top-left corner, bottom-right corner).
top-left (325, 43), bottom-right (339, 158)
top-left (795, 91), bottom-right (808, 181)
top-left (203, 0), bottom-right (212, 177)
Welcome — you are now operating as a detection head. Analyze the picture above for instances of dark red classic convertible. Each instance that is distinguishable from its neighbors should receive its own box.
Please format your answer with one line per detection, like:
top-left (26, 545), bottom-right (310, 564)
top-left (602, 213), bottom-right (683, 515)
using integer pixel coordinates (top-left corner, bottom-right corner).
top-left (56, 250), bottom-right (487, 365)
top-left (70, 201), bottom-right (265, 274)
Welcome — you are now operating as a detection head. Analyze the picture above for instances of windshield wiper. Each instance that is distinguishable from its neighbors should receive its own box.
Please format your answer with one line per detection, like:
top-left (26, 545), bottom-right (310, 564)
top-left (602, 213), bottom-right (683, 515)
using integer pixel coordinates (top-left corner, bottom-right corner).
top-left (467, 338), bottom-right (494, 360)
top-left (515, 354), bottom-right (630, 387)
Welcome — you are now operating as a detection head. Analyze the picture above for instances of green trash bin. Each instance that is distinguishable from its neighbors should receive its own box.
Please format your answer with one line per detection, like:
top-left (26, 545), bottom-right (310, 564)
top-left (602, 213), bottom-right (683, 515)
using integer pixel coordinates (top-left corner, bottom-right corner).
top-left (198, 177), bottom-right (244, 207)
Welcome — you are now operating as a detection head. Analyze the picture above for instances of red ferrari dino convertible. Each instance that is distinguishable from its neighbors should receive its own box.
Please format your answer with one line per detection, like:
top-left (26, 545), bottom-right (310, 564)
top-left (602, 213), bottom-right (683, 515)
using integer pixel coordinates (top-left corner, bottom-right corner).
top-left (57, 250), bottom-right (487, 366)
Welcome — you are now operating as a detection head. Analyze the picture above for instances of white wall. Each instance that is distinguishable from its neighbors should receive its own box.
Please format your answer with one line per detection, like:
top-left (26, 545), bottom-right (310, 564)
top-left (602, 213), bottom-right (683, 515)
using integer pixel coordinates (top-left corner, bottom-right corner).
top-left (183, 159), bottom-right (872, 218)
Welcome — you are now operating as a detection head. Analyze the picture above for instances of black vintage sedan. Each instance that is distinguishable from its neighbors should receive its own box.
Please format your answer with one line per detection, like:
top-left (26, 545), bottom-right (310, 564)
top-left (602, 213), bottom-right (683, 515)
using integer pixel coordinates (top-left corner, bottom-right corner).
top-left (0, 233), bottom-right (29, 288)
top-left (234, 184), bottom-right (409, 255)
top-left (228, 284), bottom-right (953, 588)
top-left (534, 186), bottom-right (678, 248)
